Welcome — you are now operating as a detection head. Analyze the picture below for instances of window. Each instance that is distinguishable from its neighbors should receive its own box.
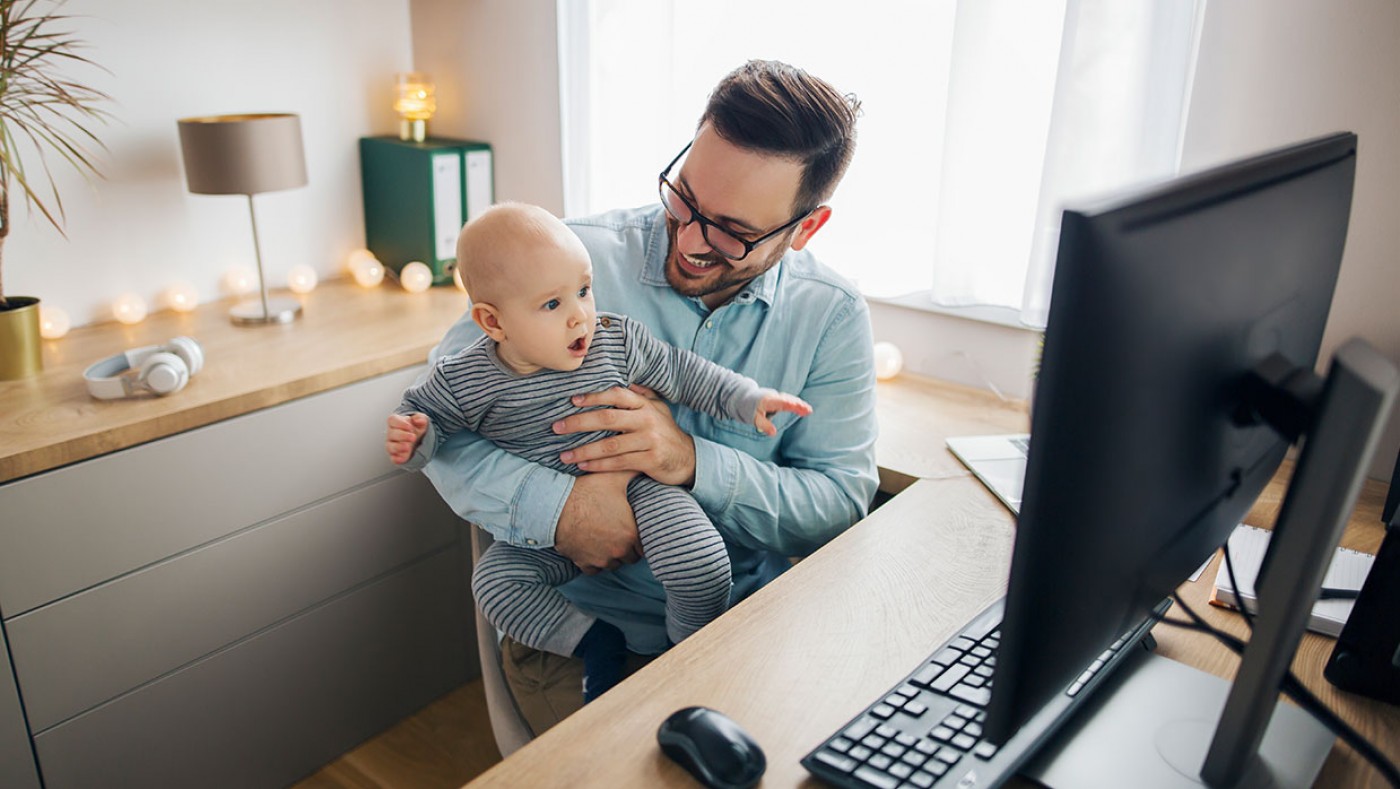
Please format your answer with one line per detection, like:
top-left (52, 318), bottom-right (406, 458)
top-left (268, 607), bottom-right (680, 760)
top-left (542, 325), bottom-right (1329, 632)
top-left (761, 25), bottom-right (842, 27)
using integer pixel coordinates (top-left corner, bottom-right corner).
top-left (559, 0), bottom-right (1204, 326)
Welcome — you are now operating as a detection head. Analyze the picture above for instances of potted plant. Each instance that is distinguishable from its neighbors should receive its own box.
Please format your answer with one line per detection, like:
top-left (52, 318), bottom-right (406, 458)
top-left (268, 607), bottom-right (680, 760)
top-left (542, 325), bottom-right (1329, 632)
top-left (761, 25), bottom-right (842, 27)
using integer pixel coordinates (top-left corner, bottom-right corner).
top-left (0, 0), bottom-right (109, 379)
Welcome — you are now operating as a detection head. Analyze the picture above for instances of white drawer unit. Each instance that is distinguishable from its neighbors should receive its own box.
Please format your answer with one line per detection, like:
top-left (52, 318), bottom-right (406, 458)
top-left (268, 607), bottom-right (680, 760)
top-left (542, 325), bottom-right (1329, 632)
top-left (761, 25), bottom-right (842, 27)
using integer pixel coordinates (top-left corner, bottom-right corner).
top-left (0, 366), bottom-right (479, 788)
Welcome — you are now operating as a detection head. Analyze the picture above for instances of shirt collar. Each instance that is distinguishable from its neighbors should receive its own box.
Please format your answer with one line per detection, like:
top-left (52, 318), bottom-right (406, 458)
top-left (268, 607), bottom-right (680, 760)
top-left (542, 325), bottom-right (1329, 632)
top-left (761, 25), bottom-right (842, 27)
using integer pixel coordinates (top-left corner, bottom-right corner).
top-left (641, 206), bottom-right (780, 308)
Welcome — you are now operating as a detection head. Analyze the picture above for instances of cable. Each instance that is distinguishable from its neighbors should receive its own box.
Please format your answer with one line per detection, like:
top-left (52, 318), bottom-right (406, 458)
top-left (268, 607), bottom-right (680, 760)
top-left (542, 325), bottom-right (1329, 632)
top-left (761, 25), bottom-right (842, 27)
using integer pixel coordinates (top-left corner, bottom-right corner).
top-left (1156, 593), bottom-right (1400, 787)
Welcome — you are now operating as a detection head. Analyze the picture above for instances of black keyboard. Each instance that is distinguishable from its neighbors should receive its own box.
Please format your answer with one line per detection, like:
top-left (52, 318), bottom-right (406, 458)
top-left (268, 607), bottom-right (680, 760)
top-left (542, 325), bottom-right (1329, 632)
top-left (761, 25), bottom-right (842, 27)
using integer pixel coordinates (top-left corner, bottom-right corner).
top-left (802, 598), bottom-right (1164, 789)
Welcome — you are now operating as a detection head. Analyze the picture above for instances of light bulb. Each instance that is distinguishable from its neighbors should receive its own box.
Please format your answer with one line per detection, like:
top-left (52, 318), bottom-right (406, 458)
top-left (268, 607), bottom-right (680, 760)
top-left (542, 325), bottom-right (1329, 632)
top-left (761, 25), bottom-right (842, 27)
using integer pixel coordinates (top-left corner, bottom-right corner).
top-left (39, 305), bottom-right (70, 339)
top-left (165, 282), bottom-right (200, 313)
top-left (112, 293), bottom-right (148, 325)
top-left (223, 266), bottom-right (257, 296)
top-left (394, 72), bottom-right (436, 142)
top-left (347, 248), bottom-right (378, 273)
top-left (873, 341), bottom-right (904, 381)
top-left (400, 261), bottom-right (433, 293)
top-left (351, 257), bottom-right (385, 288)
top-left (287, 264), bottom-right (319, 294)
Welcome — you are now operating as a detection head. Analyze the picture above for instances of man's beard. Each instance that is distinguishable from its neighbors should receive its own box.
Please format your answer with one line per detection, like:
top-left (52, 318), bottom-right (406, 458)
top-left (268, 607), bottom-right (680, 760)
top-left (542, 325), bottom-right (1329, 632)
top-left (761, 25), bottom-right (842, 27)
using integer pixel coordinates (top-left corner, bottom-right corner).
top-left (663, 215), bottom-right (784, 301)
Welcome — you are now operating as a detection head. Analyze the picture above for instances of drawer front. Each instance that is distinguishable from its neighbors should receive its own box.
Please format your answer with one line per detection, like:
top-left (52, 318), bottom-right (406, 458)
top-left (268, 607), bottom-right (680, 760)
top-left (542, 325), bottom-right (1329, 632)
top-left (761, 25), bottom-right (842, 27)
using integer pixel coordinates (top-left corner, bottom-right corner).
top-left (0, 365), bottom-right (426, 617)
top-left (32, 546), bottom-right (472, 789)
top-left (8, 471), bottom-right (461, 733)
top-left (0, 625), bottom-right (42, 789)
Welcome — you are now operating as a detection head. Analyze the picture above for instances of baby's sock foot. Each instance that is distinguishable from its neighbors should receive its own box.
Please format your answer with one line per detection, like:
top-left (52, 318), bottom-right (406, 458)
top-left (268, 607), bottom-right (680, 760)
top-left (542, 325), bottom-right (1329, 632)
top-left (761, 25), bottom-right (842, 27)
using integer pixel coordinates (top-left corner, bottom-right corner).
top-left (573, 620), bottom-right (627, 702)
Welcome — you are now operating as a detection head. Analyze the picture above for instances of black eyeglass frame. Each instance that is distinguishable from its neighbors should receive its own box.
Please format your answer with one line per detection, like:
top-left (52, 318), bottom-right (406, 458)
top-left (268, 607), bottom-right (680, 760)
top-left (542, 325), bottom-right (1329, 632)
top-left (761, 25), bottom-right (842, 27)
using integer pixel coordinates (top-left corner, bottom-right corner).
top-left (658, 141), bottom-right (816, 262)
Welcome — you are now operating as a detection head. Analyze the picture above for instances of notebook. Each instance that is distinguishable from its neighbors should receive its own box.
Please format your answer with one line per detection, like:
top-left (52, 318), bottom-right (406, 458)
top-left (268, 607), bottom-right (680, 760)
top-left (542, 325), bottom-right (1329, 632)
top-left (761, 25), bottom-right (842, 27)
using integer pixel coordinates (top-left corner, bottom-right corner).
top-left (945, 433), bottom-right (1030, 514)
top-left (1210, 523), bottom-right (1375, 637)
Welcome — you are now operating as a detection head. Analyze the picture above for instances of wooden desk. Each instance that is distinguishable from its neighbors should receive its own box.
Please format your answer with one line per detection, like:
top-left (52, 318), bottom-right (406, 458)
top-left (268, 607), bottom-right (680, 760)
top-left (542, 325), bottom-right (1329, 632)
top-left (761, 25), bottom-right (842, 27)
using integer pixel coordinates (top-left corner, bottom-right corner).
top-left (468, 375), bottom-right (1398, 788)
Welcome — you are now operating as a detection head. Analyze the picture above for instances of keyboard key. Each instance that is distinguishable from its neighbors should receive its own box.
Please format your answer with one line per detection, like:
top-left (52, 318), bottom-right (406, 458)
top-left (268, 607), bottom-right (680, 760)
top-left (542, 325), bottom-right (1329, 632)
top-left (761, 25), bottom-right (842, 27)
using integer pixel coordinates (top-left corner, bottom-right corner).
top-left (853, 765), bottom-right (901, 789)
top-left (868, 754), bottom-right (893, 771)
top-left (964, 722), bottom-right (983, 737)
top-left (930, 647), bottom-right (962, 666)
top-left (904, 700), bottom-right (928, 717)
top-left (880, 742), bottom-right (905, 759)
top-left (930, 725), bottom-right (956, 742)
top-left (943, 714), bottom-right (968, 730)
top-left (934, 747), bottom-right (962, 765)
top-left (951, 637), bottom-right (977, 651)
top-left (974, 741), bottom-right (1000, 760)
top-left (954, 704), bottom-right (979, 719)
top-left (830, 736), bottom-right (853, 753)
top-left (911, 663), bottom-right (944, 688)
top-left (926, 759), bottom-right (950, 778)
top-left (914, 739), bottom-right (938, 755)
top-left (901, 749), bottom-right (929, 767)
top-left (932, 664), bottom-right (971, 692)
top-left (815, 750), bottom-right (859, 773)
top-left (875, 725), bottom-right (899, 739)
top-left (910, 770), bottom-right (936, 788)
top-left (889, 762), bottom-right (914, 780)
top-left (844, 718), bottom-right (879, 741)
top-left (894, 732), bottom-right (917, 747)
top-left (951, 733), bottom-right (977, 751)
top-left (964, 674), bottom-right (987, 688)
top-left (861, 734), bottom-right (885, 750)
top-left (871, 704), bottom-right (896, 720)
top-left (849, 745), bottom-right (873, 761)
top-left (949, 684), bottom-right (992, 706)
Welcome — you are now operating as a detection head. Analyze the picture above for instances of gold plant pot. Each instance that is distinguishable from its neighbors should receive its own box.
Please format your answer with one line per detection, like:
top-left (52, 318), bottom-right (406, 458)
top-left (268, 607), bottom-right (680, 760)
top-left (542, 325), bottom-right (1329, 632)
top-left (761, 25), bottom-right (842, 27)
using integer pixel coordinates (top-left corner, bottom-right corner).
top-left (0, 297), bottom-right (43, 380)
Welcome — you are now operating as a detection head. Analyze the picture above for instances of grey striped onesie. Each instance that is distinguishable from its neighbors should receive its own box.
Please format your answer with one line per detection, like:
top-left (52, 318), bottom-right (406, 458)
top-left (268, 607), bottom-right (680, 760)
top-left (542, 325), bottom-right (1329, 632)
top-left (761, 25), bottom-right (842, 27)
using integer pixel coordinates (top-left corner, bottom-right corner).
top-left (397, 312), bottom-right (771, 656)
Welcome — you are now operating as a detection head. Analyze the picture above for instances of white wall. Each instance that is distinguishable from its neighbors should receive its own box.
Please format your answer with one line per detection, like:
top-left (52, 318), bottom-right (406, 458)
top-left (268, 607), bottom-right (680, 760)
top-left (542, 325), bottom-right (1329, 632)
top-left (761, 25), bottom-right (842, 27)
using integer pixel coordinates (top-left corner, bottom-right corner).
top-left (1183, 0), bottom-right (1400, 480)
top-left (5, 0), bottom-right (414, 327)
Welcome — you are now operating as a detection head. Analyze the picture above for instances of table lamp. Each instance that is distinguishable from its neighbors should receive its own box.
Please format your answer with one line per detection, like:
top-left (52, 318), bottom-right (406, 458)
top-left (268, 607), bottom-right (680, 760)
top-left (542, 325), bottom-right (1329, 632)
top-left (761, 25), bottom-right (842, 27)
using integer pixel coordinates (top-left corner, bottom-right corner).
top-left (177, 113), bottom-right (308, 325)
top-left (394, 73), bottom-right (436, 142)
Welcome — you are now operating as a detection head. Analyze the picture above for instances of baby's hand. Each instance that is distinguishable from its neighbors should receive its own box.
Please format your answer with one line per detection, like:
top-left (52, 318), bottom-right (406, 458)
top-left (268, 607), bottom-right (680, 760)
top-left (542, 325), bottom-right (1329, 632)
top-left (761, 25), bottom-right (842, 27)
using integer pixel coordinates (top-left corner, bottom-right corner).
top-left (754, 391), bottom-right (813, 437)
top-left (386, 412), bottom-right (429, 464)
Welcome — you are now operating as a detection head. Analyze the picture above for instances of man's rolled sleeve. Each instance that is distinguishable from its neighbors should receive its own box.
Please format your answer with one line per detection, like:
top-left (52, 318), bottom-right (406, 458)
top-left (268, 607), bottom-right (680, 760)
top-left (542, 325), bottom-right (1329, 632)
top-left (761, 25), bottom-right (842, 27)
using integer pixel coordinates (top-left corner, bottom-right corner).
top-left (690, 435), bottom-right (740, 515)
top-left (421, 428), bottom-right (574, 548)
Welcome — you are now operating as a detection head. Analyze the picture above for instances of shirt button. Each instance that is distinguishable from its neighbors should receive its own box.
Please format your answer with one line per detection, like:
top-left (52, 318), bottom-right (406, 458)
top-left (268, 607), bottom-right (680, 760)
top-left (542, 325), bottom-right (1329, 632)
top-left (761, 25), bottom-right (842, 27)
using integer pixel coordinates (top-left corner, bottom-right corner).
top-left (705, 320), bottom-right (713, 329)
top-left (526, 539), bottom-right (538, 546)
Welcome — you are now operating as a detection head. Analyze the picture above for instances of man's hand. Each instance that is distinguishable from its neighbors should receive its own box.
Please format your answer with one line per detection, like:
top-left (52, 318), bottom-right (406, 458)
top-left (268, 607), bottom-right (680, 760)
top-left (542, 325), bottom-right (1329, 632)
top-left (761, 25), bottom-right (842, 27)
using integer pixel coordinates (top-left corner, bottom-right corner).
top-left (554, 385), bottom-right (698, 487)
top-left (386, 412), bottom-right (429, 464)
top-left (554, 471), bottom-right (643, 574)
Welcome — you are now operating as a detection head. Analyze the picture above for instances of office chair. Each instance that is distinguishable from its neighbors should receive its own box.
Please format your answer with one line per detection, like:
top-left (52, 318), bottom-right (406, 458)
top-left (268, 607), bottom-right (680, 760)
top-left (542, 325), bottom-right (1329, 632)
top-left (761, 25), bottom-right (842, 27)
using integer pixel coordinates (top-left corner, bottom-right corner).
top-left (468, 525), bottom-right (536, 757)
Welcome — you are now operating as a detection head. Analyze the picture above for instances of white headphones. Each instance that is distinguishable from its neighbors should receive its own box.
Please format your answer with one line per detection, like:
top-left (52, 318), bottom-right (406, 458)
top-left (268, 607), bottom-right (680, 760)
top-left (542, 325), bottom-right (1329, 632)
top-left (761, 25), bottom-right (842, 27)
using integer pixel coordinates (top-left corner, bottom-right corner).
top-left (84, 336), bottom-right (205, 400)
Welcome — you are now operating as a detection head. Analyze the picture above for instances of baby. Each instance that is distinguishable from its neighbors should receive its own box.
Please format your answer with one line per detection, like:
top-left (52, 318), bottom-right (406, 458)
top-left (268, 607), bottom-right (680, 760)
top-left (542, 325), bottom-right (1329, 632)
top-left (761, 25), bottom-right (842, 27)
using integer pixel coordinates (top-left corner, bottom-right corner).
top-left (386, 202), bottom-right (811, 700)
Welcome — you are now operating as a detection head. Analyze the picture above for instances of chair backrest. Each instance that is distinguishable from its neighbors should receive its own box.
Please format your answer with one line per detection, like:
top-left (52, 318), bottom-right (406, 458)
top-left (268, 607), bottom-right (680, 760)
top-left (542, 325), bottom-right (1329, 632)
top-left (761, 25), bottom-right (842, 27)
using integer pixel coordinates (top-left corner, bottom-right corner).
top-left (469, 525), bottom-right (536, 757)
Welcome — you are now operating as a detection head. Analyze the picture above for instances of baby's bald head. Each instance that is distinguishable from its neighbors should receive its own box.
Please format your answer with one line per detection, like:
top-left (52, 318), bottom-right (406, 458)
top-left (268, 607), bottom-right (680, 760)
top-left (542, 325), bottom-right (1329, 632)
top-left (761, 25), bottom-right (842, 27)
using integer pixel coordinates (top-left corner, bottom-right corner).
top-left (455, 203), bottom-right (588, 305)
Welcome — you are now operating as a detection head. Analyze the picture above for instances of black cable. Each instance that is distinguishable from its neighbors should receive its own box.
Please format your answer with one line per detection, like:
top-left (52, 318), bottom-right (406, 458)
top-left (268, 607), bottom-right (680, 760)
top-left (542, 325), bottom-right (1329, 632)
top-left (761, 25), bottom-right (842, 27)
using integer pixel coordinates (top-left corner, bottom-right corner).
top-left (1159, 592), bottom-right (1400, 787)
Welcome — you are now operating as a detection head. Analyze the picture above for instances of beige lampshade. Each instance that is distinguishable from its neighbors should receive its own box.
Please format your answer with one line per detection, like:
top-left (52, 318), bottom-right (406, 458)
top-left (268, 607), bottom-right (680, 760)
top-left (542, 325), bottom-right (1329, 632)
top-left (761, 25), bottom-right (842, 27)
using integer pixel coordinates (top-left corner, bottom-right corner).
top-left (177, 113), bottom-right (307, 195)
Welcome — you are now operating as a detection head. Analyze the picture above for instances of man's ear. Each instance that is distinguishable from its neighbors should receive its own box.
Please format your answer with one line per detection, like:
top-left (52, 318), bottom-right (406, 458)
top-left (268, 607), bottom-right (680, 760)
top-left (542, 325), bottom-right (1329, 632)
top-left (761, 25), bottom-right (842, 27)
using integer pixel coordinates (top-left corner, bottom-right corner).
top-left (789, 205), bottom-right (833, 252)
top-left (471, 302), bottom-right (507, 341)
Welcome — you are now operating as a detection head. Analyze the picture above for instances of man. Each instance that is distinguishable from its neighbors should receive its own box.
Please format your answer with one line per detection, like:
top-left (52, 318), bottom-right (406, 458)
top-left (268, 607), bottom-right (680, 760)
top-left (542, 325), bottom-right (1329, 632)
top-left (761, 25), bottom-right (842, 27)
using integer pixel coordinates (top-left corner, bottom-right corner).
top-left (424, 60), bottom-right (879, 731)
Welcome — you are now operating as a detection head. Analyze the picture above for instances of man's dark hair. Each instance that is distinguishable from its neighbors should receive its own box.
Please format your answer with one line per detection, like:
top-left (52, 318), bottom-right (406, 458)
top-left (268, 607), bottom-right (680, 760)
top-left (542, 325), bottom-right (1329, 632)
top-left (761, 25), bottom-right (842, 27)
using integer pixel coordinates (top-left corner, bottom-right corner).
top-left (700, 60), bottom-right (861, 214)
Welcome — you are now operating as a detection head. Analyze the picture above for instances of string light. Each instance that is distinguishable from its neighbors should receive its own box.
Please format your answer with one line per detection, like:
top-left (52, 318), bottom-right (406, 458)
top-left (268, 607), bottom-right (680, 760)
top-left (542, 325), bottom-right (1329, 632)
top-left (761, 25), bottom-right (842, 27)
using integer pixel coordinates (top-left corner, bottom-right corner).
top-left (348, 249), bottom-right (385, 288)
top-left (873, 341), bottom-right (904, 380)
top-left (112, 293), bottom-right (148, 325)
top-left (400, 261), bottom-right (433, 293)
top-left (287, 264), bottom-right (319, 294)
top-left (165, 282), bottom-right (200, 313)
top-left (223, 266), bottom-right (257, 296)
top-left (39, 305), bottom-right (71, 339)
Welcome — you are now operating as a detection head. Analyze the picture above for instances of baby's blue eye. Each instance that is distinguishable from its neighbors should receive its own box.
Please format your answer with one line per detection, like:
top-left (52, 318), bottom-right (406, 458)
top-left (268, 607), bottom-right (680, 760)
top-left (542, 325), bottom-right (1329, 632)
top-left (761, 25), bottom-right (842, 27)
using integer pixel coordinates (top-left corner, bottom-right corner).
top-left (578, 285), bottom-right (590, 298)
top-left (544, 299), bottom-right (560, 310)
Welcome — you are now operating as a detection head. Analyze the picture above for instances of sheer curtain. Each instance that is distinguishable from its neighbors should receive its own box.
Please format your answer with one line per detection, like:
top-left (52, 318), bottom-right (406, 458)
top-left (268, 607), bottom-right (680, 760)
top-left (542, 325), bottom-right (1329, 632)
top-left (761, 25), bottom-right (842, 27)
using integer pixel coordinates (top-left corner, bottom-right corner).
top-left (558, 0), bottom-right (1204, 327)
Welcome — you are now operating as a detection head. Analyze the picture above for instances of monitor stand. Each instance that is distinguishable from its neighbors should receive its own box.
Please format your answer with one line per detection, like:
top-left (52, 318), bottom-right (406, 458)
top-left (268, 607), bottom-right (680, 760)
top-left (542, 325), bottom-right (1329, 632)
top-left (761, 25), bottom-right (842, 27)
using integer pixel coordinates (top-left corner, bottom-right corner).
top-left (1022, 647), bottom-right (1330, 788)
top-left (1026, 338), bottom-right (1399, 788)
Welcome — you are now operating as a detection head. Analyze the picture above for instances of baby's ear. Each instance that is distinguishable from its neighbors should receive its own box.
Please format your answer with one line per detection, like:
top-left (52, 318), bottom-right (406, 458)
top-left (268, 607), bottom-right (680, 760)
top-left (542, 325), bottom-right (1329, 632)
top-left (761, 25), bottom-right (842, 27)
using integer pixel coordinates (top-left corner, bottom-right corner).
top-left (471, 302), bottom-right (506, 341)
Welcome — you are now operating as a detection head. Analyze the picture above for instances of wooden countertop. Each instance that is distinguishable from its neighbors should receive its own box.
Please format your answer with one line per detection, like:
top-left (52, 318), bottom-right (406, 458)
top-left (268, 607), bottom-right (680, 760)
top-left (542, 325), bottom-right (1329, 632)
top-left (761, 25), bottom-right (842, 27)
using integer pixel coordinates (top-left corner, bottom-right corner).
top-left (0, 279), bottom-right (469, 484)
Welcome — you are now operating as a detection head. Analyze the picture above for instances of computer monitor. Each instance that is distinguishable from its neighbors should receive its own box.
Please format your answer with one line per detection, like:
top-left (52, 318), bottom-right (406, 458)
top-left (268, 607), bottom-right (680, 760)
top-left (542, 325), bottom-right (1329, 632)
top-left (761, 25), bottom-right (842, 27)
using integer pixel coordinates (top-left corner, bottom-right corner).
top-left (984, 131), bottom-right (1398, 783)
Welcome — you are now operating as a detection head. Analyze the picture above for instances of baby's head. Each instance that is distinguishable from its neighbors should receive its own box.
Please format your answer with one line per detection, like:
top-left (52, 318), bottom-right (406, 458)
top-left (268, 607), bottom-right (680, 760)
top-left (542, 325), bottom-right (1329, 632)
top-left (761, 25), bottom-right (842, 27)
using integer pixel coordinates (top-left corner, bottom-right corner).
top-left (457, 203), bottom-right (597, 374)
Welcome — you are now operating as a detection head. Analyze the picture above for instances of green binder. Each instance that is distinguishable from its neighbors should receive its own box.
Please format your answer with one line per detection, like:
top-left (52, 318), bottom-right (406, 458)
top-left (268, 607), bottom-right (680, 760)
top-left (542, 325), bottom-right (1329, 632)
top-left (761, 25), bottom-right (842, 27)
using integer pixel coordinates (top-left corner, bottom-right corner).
top-left (359, 136), bottom-right (495, 285)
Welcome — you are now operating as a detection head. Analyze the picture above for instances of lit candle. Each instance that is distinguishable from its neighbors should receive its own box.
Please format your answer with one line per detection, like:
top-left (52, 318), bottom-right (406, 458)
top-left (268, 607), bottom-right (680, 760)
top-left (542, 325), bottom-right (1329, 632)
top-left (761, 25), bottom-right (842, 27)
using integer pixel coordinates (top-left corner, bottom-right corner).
top-left (112, 293), bottom-right (148, 325)
top-left (400, 261), bottom-right (433, 293)
top-left (39, 305), bottom-right (71, 339)
top-left (287, 264), bottom-right (319, 294)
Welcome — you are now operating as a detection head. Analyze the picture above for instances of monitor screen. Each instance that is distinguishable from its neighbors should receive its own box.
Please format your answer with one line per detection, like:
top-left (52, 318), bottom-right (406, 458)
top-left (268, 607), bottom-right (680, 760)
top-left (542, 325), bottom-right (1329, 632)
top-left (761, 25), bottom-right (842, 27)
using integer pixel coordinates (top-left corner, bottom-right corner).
top-left (984, 132), bottom-right (1359, 745)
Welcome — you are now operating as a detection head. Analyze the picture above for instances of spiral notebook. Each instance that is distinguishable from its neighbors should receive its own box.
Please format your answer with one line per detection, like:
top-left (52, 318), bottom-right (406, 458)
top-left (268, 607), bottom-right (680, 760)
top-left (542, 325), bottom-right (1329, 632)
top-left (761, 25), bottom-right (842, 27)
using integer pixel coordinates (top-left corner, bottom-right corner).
top-left (1209, 523), bottom-right (1375, 637)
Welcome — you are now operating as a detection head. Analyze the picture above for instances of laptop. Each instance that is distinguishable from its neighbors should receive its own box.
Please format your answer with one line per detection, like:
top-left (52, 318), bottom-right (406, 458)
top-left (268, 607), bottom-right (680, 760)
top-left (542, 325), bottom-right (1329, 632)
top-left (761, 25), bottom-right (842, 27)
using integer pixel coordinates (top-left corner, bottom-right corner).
top-left (945, 434), bottom-right (1030, 514)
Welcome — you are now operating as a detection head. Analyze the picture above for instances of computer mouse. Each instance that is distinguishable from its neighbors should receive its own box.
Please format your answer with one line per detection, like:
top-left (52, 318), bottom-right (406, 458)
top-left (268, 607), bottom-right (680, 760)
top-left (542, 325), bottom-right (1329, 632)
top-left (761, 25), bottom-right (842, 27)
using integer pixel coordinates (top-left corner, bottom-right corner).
top-left (657, 706), bottom-right (767, 789)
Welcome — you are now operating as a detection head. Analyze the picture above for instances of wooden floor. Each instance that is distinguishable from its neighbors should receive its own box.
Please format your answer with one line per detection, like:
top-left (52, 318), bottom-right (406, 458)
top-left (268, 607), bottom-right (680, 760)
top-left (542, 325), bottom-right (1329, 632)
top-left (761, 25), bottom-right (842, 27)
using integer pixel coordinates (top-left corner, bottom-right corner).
top-left (292, 679), bottom-right (503, 789)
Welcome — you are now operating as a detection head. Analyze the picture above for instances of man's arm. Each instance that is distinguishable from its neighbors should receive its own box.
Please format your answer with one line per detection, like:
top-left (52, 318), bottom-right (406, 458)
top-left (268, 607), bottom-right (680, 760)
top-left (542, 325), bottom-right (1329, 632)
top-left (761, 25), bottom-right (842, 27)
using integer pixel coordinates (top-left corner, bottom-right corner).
top-left (687, 298), bottom-right (879, 556)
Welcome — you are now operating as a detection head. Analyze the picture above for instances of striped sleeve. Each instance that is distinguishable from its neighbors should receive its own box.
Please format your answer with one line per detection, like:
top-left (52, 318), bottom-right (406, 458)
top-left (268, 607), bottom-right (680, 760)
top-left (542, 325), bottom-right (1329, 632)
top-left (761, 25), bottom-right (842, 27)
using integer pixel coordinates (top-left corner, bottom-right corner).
top-left (621, 315), bottom-right (766, 428)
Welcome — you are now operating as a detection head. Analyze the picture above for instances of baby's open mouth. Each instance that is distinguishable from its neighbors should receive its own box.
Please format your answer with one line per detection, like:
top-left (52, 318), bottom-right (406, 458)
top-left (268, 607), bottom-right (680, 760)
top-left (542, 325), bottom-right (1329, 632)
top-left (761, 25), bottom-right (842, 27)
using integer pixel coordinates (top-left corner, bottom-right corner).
top-left (569, 337), bottom-right (587, 352)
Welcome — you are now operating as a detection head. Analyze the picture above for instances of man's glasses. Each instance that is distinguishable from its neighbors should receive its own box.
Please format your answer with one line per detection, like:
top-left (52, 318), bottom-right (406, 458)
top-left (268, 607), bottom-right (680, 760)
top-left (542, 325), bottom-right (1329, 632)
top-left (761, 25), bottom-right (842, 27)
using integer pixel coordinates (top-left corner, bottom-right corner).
top-left (658, 141), bottom-right (813, 262)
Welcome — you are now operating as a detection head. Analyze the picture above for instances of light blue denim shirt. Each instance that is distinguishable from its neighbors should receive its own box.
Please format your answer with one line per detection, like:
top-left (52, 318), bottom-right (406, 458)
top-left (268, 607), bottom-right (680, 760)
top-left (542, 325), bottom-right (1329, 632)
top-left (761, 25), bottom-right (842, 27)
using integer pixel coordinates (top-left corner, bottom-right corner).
top-left (423, 204), bottom-right (879, 654)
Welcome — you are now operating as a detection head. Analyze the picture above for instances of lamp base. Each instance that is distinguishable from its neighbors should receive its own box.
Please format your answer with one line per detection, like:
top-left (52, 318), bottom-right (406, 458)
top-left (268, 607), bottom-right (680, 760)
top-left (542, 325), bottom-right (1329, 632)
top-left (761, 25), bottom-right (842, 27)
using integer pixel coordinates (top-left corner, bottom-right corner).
top-left (230, 297), bottom-right (302, 326)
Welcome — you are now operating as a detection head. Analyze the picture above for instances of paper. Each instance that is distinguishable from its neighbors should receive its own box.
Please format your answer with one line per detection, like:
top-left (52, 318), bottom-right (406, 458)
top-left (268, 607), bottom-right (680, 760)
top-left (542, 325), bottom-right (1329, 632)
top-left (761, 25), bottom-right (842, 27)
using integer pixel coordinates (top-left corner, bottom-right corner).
top-left (1210, 523), bottom-right (1374, 638)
